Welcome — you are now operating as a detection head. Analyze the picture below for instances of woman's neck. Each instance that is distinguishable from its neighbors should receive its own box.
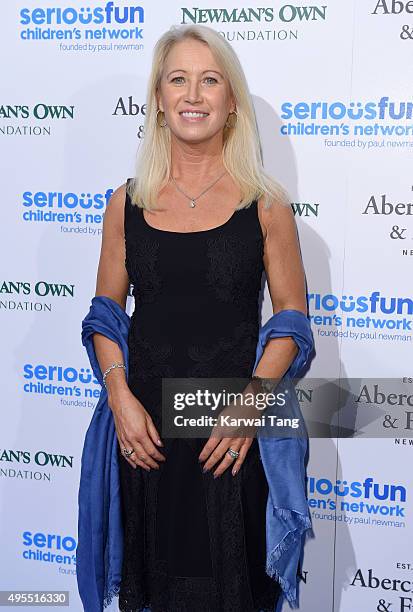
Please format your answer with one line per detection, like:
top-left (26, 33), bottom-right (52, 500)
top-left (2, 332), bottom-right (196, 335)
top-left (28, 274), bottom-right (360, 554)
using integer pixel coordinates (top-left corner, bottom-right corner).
top-left (169, 135), bottom-right (225, 183)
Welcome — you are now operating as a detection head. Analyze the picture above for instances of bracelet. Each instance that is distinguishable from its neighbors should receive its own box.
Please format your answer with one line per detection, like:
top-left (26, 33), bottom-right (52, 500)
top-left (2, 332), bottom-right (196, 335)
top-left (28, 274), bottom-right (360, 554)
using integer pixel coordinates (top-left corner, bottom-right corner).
top-left (102, 362), bottom-right (126, 389)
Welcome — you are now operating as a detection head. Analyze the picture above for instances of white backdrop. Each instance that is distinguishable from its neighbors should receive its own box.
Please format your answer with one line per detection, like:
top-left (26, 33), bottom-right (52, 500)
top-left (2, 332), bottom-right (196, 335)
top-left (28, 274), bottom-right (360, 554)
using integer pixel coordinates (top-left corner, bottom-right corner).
top-left (1, 1), bottom-right (412, 610)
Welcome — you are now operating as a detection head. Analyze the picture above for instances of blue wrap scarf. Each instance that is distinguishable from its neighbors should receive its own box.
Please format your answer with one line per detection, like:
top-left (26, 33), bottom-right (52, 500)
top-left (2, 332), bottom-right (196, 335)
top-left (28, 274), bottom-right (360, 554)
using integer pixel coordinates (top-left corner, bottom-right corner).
top-left (76, 295), bottom-right (314, 611)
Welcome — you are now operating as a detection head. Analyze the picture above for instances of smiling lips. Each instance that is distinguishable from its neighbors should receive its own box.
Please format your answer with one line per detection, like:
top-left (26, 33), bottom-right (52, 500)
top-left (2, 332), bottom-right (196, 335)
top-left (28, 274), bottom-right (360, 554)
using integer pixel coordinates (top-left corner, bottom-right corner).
top-left (179, 111), bottom-right (209, 120)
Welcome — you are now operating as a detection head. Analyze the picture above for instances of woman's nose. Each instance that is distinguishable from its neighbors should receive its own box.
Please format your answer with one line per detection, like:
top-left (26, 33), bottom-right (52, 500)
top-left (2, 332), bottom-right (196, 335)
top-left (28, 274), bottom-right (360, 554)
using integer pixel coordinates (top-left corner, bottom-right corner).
top-left (185, 80), bottom-right (202, 103)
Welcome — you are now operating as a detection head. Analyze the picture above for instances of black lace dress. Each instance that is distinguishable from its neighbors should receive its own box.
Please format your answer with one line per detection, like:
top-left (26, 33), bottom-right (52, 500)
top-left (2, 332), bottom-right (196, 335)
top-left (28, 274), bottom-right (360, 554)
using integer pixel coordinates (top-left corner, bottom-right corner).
top-left (117, 179), bottom-right (282, 612)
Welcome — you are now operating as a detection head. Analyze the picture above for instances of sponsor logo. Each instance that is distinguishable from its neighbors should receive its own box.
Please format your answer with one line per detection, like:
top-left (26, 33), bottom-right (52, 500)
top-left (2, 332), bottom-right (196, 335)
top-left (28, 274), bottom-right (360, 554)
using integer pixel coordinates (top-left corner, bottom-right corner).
top-left (0, 103), bottom-right (74, 138)
top-left (291, 201), bottom-right (319, 217)
top-left (22, 531), bottom-right (77, 570)
top-left (0, 281), bottom-right (75, 314)
top-left (280, 97), bottom-right (413, 149)
top-left (112, 96), bottom-right (146, 138)
top-left (372, 0), bottom-right (413, 40)
top-left (350, 566), bottom-right (413, 610)
top-left (20, 189), bottom-right (113, 233)
top-left (180, 5), bottom-right (327, 42)
top-left (22, 363), bottom-right (100, 408)
top-left (308, 291), bottom-right (413, 343)
top-left (308, 476), bottom-right (407, 527)
top-left (0, 281), bottom-right (74, 298)
top-left (0, 449), bottom-right (73, 482)
top-left (0, 449), bottom-right (73, 468)
top-left (362, 187), bottom-right (413, 257)
top-left (19, 3), bottom-right (145, 52)
top-left (181, 5), bottom-right (327, 23)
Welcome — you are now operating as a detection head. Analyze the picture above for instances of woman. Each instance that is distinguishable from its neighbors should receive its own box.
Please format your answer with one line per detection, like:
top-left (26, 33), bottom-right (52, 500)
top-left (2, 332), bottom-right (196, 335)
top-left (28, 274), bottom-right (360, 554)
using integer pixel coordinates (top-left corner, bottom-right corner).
top-left (91, 24), bottom-right (308, 612)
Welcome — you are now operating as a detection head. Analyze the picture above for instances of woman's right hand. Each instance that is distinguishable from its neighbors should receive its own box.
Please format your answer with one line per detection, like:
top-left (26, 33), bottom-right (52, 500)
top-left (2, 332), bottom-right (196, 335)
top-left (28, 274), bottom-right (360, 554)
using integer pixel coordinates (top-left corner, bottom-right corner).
top-left (109, 389), bottom-right (166, 471)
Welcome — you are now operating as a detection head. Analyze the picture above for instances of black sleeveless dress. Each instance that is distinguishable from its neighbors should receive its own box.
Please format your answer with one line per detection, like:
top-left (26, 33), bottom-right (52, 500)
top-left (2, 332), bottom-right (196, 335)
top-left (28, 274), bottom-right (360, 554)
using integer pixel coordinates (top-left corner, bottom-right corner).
top-left (117, 179), bottom-right (281, 612)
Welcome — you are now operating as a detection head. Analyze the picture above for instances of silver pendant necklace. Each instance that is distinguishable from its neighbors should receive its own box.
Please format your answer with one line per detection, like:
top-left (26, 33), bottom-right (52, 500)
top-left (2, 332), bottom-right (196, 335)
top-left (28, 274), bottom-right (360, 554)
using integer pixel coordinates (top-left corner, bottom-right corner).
top-left (170, 170), bottom-right (227, 208)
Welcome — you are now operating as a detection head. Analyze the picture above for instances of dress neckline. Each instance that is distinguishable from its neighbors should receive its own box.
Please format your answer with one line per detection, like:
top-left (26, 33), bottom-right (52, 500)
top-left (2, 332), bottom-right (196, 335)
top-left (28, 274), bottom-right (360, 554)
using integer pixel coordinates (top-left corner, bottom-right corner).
top-left (140, 201), bottom-right (256, 236)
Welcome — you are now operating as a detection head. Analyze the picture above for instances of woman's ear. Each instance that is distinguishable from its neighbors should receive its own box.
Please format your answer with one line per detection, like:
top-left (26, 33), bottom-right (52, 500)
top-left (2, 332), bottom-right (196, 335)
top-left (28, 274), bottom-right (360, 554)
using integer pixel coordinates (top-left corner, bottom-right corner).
top-left (156, 88), bottom-right (163, 113)
top-left (230, 89), bottom-right (236, 114)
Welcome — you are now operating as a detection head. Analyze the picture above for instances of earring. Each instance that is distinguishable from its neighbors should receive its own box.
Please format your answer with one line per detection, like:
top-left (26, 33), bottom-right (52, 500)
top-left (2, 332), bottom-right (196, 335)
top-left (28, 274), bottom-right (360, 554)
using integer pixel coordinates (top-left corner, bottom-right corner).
top-left (225, 110), bottom-right (238, 128)
top-left (156, 109), bottom-right (167, 127)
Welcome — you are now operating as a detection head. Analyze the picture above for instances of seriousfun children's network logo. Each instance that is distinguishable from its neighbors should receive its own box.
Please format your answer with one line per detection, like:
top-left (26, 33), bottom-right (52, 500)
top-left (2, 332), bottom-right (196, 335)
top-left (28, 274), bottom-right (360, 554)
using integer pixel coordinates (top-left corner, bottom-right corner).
top-left (280, 96), bottom-right (413, 150)
top-left (21, 188), bottom-right (113, 236)
top-left (22, 531), bottom-right (77, 570)
top-left (22, 362), bottom-right (101, 410)
top-left (308, 291), bottom-right (413, 344)
top-left (19, 2), bottom-right (145, 53)
top-left (308, 476), bottom-right (407, 527)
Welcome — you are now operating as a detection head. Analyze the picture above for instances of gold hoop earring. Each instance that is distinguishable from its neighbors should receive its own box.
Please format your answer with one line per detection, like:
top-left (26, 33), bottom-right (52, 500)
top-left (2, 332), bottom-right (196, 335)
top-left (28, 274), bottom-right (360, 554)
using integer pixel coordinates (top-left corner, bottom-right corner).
top-left (156, 109), bottom-right (167, 127)
top-left (225, 110), bottom-right (238, 128)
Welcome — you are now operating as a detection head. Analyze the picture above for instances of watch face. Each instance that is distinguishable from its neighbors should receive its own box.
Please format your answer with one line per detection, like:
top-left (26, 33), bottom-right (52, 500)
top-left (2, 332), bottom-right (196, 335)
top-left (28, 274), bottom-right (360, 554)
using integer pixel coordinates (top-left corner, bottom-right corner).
top-left (262, 380), bottom-right (274, 393)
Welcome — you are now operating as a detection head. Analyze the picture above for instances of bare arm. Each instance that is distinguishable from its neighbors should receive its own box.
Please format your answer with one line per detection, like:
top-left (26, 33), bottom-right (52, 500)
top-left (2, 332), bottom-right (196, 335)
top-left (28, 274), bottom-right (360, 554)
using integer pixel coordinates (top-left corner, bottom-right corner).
top-left (253, 195), bottom-right (308, 378)
top-left (198, 195), bottom-right (308, 475)
top-left (92, 183), bottom-right (131, 405)
top-left (90, 182), bottom-right (165, 469)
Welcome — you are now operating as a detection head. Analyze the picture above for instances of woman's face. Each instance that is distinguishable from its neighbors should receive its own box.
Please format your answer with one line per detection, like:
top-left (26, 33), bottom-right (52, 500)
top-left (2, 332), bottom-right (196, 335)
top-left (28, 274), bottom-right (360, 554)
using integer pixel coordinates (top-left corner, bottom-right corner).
top-left (157, 38), bottom-right (235, 145)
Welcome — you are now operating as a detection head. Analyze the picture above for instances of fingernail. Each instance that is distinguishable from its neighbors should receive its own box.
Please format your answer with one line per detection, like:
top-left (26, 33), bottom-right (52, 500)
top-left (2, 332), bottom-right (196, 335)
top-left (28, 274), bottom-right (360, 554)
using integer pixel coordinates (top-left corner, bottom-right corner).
top-left (213, 473), bottom-right (219, 479)
top-left (232, 469), bottom-right (237, 476)
top-left (157, 439), bottom-right (163, 446)
top-left (203, 466), bottom-right (209, 473)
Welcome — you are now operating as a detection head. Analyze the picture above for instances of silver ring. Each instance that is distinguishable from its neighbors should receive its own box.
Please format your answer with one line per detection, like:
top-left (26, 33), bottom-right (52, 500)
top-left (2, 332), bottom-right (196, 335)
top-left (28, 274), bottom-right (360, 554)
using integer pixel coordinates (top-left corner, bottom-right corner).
top-left (122, 448), bottom-right (135, 458)
top-left (227, 447), bottom-right (240, 460)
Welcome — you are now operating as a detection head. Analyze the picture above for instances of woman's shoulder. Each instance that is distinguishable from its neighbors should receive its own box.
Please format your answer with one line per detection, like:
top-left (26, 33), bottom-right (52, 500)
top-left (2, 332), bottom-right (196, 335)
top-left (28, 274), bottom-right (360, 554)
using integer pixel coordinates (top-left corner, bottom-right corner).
top-left (109, 182), bottom-right (128, 207)
top-left (257, 192), bottom-right (295, 242)
top-left (103, 182), bottom-right (128, 235)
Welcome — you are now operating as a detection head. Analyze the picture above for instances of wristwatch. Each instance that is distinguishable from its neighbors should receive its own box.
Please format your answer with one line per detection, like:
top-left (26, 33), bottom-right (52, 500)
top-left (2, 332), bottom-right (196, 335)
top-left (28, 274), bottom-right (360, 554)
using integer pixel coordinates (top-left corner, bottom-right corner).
top-left (251, 375), bottom-right (276, 393)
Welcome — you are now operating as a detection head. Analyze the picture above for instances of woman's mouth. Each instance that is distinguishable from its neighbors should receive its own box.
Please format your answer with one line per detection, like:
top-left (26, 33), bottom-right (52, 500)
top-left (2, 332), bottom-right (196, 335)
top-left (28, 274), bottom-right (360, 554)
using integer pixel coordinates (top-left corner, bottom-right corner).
top-left (179, 111), bottom-right (209, 122)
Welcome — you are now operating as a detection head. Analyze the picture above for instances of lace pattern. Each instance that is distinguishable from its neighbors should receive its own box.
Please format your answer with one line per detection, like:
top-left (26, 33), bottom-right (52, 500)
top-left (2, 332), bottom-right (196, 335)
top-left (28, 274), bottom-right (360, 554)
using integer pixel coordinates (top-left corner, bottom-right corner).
top-left (128, 331), bottom-right (175, 383)
top-left (120, 185), bottom-right (281, 611)
top-left (187, 320), bottom-right (259, 378)
top-left (125, 233), bottom-right (162, 306)
top-left (205, 230), bottom-right (264, 305)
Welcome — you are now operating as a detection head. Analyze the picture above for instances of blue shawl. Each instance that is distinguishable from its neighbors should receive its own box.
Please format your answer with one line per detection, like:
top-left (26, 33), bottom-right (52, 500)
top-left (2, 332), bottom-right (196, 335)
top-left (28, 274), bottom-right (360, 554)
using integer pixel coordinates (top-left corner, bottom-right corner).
top-left (76, 295), bottom-right (314, 611)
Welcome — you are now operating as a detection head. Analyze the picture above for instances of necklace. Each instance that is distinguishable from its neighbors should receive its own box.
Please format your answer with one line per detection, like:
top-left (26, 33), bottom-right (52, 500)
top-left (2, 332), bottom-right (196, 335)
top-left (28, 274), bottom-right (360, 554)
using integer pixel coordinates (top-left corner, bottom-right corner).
top-left (170, 169), bottom-right (227, 208)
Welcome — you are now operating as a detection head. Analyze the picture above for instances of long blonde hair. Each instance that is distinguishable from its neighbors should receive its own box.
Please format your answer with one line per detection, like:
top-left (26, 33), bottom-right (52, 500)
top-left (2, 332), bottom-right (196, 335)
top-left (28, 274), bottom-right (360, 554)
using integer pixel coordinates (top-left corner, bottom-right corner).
top-left (127, 24), bottom-right (290, 210)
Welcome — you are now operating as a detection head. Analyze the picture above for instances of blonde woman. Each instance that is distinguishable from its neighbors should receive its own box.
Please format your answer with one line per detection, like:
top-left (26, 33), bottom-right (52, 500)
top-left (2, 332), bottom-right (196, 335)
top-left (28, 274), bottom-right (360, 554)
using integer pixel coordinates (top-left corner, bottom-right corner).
top-left (91, 24), bottom-right (308, 612)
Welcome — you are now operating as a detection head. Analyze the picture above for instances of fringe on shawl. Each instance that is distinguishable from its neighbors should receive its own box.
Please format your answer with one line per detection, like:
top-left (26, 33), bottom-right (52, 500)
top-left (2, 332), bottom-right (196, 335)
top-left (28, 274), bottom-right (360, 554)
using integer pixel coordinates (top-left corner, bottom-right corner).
top-left (265, 507), bottom-right (312, 609)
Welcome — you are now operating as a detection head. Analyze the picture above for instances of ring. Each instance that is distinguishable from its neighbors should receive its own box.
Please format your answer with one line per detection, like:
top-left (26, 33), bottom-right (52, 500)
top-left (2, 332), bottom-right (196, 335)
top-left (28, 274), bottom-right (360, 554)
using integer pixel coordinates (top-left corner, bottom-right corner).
top-left (227, 447), bottom-right (240, 460)
top-left (122, 448), bottom-right (135, 458)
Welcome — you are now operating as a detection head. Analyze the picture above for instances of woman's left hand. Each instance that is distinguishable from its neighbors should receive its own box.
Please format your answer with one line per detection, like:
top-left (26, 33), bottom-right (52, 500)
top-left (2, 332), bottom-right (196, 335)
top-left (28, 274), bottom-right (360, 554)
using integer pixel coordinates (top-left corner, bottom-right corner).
top-left (198, 435), bottom-right (255, 478)
top-left (198, 379), bottom-right (266, 477)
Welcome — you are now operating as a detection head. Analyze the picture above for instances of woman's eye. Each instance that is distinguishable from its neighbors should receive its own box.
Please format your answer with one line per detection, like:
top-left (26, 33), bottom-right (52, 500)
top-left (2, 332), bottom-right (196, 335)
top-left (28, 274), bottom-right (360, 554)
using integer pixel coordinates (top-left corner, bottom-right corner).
top-left (170, 76), bottom-right (218, 85)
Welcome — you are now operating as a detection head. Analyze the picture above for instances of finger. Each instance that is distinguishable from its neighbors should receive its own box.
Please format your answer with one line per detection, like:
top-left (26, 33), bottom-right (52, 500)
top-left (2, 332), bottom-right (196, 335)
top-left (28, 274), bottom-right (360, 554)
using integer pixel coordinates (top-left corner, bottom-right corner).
top-left (118, 437), bottom-right (141, 470)
top-left (137, 422), bottom-right (166, 463)
top-left (198, 435), bottom-right (221, 464)
top-left (133, 459), bottom-right (151, 472)
top-left (231, 438), bottom-right (253, 476)
top-left (212, 440), bottom-right (244, 478)
top-left (203, 438), bottom-right (239, 473)
top-left (139, 434), bottom-right (166, 465)
top-left (131, 440), bottom-right (161, 469)
top-left (146, 416), bottom-right (164, 448)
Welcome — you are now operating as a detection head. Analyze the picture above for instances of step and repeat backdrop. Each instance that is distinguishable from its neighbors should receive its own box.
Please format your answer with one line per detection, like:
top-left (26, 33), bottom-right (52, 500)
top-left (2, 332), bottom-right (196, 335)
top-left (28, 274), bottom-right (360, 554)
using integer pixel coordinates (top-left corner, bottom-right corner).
top-left (1, 1), bottom-right (412, 610)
